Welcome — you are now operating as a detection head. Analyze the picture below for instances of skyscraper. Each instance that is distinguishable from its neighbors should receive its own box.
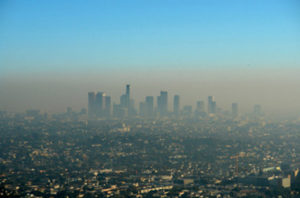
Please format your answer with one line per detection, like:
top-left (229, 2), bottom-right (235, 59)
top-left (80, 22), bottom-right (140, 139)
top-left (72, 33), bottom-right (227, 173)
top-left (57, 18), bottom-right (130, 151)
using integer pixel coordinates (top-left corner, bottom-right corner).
top-left (120, 94), bottom-right (127, 108)
top-left (120, 84), bottom-right (130, 109)
top-left (105, 96), bottom-right (111, 117)
top-left (196, 101), bottom-right (205, 113)
top-left (208, 96), bottom-right (216, 114)
top-left (125, 84), bottom-right (130, 109)
top-left (95, 92), bottom-right (106, 117)
top-left (89, 91), bottom-right (111, 119)
top-left (120, 84), bottom-right (136, 117)
top-left (129, 98), bottom-right (136, 117)
top-left (211, 101), bottom-right (217, 114)
top-left (173, 95), bottom-right (180, 117)
top-left (232, 103), bottom-right (238, 117)
top-left (145, 96), bottom-right (154, 117)
top-left (158, 91), bottom-right (168, 116)
top-left (113, 103), bottom-right (126, 118)
top-left (195, 100), bottom-right (206, 117)
top-left (126, 84), bottom-right (130, 97)
top-left (88, 92), bottom-right (96, 118)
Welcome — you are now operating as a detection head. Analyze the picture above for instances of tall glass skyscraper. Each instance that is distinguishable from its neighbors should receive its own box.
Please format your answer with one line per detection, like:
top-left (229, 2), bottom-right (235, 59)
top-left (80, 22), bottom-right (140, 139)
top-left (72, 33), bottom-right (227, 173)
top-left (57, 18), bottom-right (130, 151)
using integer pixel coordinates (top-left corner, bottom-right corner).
top-left (96, 92), bottom-right (106, 117)
top-left (208, 96), bottom-right (216, 114)
top-left (173, 95), bottom-right (180, 117)
top-left (145, 96), bottom-right (154, 117)
top-left (158, 91), bottom-right (168, 116)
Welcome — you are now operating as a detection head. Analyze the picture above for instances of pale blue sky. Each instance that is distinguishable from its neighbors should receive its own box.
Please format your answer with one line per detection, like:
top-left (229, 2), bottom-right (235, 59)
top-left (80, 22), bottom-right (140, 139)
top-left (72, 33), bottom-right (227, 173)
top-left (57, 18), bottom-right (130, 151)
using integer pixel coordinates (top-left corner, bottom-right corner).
top-left (1, 0), bottom-right (299, 75)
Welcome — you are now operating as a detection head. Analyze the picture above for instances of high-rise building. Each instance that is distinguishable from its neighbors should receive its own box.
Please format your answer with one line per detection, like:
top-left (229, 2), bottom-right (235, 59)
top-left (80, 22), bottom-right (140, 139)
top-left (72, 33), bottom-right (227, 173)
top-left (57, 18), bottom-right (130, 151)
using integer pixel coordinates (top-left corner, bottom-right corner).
top-left (120, 85), bottom-right (130, 108)
top-left (126, 84), bottom-right (130, 97)
top-left (208, 96), bottom-right (216, 114)
top-left (88, 92), bottom-right (96, 118)
top-left (125, 84), bottom-right (130, 109)
top-left (95, 92), bottom-right (106, 117)
top-left (119, 84), bottom-right (137, 117)
top-left (173, 95), bottom-right (180, 117)
top-left (120, 94), bottom-right (127, 108)
top-left (196, 101), bottom-right (205, 113)
top-left (211, 101), bottom-right (217, 114)
top-left (145, 96), bottom-right (154, 117)
top-left (113, 103), bottom-right (126, 118)
top-left (89, 91), bottom-right (111, 118)
top-left (105, 96), bottom-right (111, 117)
top-left (232, 103), bottom-right (238, 117)
top-left (195, 100), bottom-right (206, 117)
top-left (129, 98), bottom-right (136, 117)
top-left (158, 91), bottom-right (168, 116)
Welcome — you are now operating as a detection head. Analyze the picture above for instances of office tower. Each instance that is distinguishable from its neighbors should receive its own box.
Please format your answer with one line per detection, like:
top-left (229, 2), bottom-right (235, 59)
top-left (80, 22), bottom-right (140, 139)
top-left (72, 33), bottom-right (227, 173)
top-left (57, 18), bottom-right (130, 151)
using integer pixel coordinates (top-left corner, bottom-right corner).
top-left (160, 91), bottom-right (168, 115)
top-left (125, 84), bottom-right (131, 110)
top-left (96, 92), bottom-right (106, 117)
top-left (126, 84), bottom-right (130, 97)
top-left (158, 91), bottom-right (168, 116)
top-left (211, 101), bottom-right (217, 114)
top-left (88, 92), bottom-right (96, 118)
top-left (121, 84), bottom-right (130, 108)
top-left (208, 96), bottom-right (213, 113)
top-left (120, 84), bottom-right (134, 117)
top-left (113, 103), bottom-right (126, 118)
top-left (208, 96), bottom-right (216, 114)
top-left (120, 85), bottom-right (130, 108)
top-left (195, 100), bottom-right (206, 117)
top-left (173, 95), bottom-right (180, 117)
top-left (232, 103), bottom-right (238, 117)
top-left (120, 94), bottom-right (127, 108)
top-left (129, 99), bottom-right (137, 117)
top-left (196, 101), bottom-right (205, 113)
top-left (105, 96), bottom-right (111, 117)
top-left (145, 96), bottom-right (154, 117)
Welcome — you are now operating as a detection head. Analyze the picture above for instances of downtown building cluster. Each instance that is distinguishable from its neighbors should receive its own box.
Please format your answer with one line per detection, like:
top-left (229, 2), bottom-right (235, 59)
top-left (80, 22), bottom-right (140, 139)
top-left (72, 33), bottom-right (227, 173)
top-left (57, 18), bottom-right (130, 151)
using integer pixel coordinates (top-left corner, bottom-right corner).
top-left (88, 84), bottom-right (264, 120)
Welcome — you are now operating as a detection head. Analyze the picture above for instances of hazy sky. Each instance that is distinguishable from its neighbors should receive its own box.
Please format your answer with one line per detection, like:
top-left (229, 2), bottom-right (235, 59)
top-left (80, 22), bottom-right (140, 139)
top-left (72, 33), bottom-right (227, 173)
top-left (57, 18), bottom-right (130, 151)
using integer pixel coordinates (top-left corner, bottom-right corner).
top-left (0, 0), bottom-right (300, 116)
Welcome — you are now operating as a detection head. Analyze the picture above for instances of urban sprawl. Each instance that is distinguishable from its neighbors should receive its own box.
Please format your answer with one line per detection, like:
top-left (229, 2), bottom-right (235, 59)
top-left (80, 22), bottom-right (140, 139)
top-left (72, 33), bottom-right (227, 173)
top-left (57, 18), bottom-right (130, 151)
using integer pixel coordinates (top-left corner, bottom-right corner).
top-left (1, 85), bottom-right (300, 197)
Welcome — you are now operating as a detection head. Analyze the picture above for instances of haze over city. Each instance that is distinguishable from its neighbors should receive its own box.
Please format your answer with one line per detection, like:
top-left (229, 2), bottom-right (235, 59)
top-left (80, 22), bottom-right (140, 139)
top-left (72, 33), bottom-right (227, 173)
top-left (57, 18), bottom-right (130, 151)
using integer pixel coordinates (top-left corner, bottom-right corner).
top-left (2, 1), bottom-right (300, 197)
top-left (1, 0), bottom-right (300, 118)
top-left (1, 68), bottom-right (300, 117)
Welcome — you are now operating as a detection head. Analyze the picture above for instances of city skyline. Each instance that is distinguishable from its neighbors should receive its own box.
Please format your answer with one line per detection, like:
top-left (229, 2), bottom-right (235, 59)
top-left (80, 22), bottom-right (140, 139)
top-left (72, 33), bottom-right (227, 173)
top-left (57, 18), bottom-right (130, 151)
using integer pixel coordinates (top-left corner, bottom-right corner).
top-left (1, 78), bottom-right (300, 119)
top-left (1, 0), bottom-right (300, 117)
top-left (1, 1), bottom-right (300, 196)
top-left (86, 84), bottom-right (269, 119)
